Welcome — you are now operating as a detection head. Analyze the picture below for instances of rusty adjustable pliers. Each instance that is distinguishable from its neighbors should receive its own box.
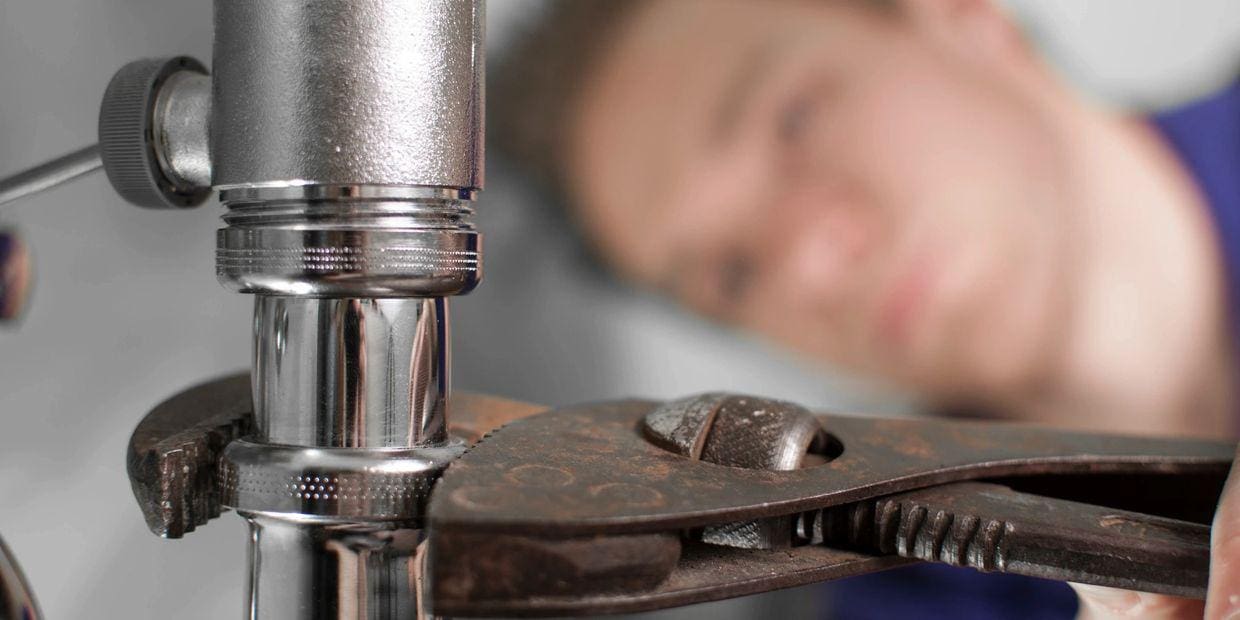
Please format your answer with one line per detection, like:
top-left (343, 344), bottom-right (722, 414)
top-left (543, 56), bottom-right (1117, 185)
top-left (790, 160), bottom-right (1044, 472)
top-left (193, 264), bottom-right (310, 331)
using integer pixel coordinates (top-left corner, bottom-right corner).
top-left (425, 394), bottom-right (1234, 617)
top-left (125, 379), bottom-right (1234, 617)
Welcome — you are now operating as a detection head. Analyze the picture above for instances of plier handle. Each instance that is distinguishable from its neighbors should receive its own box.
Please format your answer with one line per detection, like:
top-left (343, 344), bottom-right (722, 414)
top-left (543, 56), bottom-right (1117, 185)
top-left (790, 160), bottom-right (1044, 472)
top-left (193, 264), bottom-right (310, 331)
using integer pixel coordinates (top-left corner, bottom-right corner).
top-left (427, 394), bottom-right (1232, 617)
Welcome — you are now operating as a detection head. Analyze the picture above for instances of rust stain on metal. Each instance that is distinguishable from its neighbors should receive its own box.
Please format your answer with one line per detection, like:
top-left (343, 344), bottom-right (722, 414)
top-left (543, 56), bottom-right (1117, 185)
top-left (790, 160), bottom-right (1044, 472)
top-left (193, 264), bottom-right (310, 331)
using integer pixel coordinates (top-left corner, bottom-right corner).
top-left (428, 397), bottom-right (1233, 616)
top-left (450, 485), bottom-right (523, 512)
top-left (448, 393), bottom-right (548, 443)
top-left (126, 373), bottom-right (254, 538)
top-left (430, 401), bottom-right (1233, 536)
top-left (431, 538), bottom-right (911, 617)
top-left (587, 483), bottom-right (665, 508)
top-left (126, 373), bottom-right (546, 539)
top-left (505, 464), bottom-right (575, 487)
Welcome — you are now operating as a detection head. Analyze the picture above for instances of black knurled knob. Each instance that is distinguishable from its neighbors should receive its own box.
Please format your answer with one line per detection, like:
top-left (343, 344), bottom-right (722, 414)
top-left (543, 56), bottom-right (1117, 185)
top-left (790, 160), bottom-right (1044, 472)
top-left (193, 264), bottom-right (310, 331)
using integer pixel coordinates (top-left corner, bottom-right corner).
top-left (98, 56), bottom-right (210, 209)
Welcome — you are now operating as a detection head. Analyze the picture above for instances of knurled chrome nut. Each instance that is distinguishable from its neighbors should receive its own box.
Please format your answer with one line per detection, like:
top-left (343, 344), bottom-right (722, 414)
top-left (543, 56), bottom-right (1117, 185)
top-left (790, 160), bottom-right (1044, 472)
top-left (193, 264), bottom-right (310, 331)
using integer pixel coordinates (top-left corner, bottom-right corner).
top-left (99, 56), bottom-right (212, 209)
top-left (219, 438), bottom-right (466, 522)
top-left (216, 228), bottom-right (481, 297)
top-left (215, 185), bottom-right (482, 297)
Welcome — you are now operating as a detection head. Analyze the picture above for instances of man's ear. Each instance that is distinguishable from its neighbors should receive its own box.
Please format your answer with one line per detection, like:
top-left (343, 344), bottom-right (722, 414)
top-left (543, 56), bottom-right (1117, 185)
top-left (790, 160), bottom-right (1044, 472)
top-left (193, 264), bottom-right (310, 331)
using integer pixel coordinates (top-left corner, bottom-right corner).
top-left (899, 0), bottom-right (1030, 64)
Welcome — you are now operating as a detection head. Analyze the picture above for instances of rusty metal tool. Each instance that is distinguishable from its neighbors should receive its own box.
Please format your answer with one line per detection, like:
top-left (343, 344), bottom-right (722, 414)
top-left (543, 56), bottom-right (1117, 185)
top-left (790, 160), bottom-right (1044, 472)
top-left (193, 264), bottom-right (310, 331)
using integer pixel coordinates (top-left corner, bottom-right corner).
top-left (426, 394), bottom-right (1234, 617)
top-left (126, 373), bottom-right (546, 538)
top-left (125, 382), bottom-right (1233, 617)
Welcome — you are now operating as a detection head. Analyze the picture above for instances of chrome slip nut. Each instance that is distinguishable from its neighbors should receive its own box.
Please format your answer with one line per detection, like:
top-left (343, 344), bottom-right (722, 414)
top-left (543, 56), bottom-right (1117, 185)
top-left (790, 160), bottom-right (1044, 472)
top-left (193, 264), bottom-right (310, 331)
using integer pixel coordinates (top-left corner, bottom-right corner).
top-left (215, 186), bottom-right (481, 298)
top-left (220, 438), bottom-right (467, 521)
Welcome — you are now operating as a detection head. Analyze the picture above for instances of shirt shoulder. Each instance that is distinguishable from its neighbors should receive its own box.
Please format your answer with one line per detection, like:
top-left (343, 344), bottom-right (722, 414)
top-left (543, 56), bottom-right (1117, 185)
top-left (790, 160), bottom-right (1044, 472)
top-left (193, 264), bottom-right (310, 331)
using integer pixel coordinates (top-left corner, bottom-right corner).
top-left (1153, 78), bottom-right (1240, 334)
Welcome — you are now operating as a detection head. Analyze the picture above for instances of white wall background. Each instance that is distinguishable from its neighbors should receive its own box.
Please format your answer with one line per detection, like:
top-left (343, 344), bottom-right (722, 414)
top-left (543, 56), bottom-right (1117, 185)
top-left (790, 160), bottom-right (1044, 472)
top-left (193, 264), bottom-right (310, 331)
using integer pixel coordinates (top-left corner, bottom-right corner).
top-left (1004, 0), bottom-right (1240, 107)
top-left (0, 1), bottom-right (1236, 618)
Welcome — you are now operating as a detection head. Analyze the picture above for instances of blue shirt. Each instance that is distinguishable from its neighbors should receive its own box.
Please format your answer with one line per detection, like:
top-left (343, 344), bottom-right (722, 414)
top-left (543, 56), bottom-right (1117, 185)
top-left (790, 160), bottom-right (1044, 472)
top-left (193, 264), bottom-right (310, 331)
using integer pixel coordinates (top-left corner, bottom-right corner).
top-left (825, 77), bottom-right (1240, 620)
top-left (1156, 78), bottom-right (1240, 337)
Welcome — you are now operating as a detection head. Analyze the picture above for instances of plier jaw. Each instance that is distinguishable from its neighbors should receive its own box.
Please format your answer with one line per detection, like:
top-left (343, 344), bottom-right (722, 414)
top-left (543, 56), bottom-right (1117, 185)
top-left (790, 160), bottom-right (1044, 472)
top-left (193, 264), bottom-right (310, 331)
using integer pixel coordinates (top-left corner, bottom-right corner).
top-left (427, 395), bottom-right (1232, 617)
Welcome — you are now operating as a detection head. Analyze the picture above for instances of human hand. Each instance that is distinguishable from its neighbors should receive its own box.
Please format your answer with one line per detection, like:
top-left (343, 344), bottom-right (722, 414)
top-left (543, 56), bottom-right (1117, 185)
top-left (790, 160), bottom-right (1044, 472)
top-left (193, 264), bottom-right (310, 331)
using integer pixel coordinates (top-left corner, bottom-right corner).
top-left (1074, 449), bottom-right (1240, 619)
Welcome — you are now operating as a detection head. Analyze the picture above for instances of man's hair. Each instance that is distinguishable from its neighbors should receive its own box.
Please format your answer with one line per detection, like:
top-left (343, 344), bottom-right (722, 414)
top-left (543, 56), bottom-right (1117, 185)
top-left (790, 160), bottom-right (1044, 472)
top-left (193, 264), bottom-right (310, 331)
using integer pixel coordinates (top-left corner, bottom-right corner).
top-left (489, 0), bottom-right (898, 202)
top-left (488, 0), bottom-right (650, 199)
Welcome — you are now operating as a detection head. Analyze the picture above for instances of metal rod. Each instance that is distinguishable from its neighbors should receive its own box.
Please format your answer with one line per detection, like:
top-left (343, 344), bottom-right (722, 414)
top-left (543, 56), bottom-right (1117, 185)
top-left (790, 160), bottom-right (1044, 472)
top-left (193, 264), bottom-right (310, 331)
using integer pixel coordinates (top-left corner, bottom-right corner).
top-left (0, 144), bottom-right (102, 207)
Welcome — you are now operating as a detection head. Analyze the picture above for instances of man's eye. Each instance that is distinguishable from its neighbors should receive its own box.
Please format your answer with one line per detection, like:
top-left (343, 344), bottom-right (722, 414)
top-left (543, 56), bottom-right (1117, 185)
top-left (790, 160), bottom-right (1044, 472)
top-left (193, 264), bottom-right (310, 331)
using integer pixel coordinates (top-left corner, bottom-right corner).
top-left (778, 95), bottom-right (816, 144)
top-left (717, 254), bottom-right (756, 303)
top-left (779, 83), bottom-right (834, 146)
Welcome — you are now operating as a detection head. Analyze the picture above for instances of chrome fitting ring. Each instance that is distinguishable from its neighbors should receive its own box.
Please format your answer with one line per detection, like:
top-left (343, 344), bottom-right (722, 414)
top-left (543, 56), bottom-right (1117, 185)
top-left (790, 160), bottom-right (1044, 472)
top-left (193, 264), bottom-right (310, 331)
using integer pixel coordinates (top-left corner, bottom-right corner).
top-left (217, 228), bottom-right (481, 297)
top-left (216, 184), bottom-right (482, 297)
top-left (219, 438), bottom-right (467, 521)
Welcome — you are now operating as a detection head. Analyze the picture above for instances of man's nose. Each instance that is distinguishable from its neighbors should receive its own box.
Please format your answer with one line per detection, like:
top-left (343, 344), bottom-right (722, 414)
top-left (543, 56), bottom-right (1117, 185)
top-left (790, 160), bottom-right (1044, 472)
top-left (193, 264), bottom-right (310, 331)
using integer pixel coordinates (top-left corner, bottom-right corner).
top-left (774, 199), bottom-right (875, 308)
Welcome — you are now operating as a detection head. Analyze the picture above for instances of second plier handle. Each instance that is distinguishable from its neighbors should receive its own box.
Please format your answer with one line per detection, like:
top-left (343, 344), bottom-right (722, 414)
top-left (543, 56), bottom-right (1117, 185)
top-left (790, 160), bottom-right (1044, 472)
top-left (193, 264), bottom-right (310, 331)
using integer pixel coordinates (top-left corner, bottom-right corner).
top-left (809, 480), bottom-right (1210, 598)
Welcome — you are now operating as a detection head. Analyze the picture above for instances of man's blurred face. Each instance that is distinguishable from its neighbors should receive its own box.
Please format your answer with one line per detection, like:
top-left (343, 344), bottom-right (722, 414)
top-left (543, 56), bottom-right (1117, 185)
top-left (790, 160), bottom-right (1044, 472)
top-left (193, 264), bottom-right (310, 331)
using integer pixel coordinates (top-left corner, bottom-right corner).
top-left (567, 0), bottom-right (1076, 404)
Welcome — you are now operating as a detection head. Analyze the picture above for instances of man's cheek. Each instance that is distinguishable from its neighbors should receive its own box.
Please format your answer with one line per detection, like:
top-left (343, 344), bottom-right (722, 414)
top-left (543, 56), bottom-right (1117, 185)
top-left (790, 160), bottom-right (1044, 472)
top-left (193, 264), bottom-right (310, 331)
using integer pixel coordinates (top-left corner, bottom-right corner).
top-left (738, 286), bottom-right (847, 367)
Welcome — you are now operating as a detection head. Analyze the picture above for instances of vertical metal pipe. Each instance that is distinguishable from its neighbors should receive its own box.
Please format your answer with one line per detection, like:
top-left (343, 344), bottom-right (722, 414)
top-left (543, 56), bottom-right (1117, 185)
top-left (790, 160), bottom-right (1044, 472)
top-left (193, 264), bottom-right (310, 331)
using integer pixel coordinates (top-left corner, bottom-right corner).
top-left (243, 515), bottom-right (422, 620)
top-left (252, 296), bottom-right (449, 449)
top-left (211, 0), bottom-right (486, 617)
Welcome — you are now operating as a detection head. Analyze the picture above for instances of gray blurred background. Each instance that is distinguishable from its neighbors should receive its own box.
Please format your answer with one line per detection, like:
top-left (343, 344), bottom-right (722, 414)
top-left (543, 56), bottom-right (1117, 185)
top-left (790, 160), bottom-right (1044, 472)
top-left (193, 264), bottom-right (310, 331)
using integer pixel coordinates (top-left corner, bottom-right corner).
top-left (1, 1), bottom-right (1237, 617)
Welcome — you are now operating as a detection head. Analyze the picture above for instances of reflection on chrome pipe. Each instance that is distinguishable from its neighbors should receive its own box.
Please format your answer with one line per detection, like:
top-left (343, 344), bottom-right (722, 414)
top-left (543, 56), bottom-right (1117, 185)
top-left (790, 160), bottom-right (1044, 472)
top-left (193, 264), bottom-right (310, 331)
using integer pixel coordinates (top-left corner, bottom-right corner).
top-left (243, 514), bottom-right (422, 620)
top-left (0, 534), bottom-right (40, 620)
top-left (253, 296), bottom-right (449, 449)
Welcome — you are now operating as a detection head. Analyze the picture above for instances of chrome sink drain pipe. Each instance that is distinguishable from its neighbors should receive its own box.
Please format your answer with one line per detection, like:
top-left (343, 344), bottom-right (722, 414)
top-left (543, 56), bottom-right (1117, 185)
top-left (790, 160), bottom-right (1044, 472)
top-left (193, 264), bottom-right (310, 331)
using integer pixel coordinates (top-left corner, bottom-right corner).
top-left (0, 1), bottom-right (486, 617)
top-left (208, 1), bottom-right (485, 617)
